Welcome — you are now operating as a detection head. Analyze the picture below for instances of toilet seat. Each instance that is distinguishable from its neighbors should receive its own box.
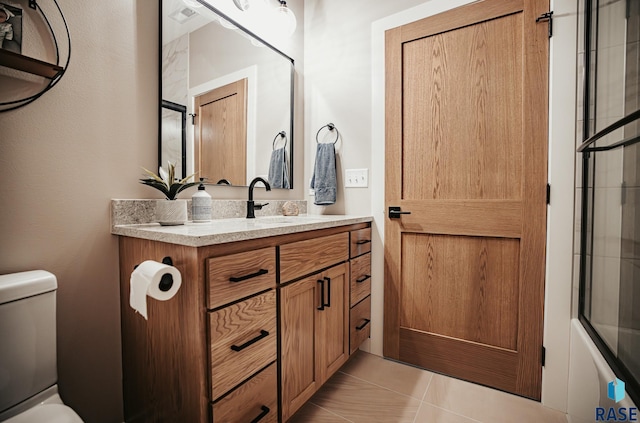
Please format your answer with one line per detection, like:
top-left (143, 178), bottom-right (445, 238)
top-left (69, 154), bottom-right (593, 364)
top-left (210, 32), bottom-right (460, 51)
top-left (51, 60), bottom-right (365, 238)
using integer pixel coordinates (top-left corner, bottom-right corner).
top-left (4, 403), bottom-right (83, 423)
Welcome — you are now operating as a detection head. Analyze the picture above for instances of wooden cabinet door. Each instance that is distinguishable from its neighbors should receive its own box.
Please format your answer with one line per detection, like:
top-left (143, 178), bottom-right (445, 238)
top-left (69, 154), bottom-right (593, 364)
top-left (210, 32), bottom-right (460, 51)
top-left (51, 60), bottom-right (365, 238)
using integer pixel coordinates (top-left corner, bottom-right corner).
top-left (280, 262), bottom-right (350, 421)
top-left (316, 262), bottom-right (350, 384)
top-left (280, 276), bottom-right (320, 422)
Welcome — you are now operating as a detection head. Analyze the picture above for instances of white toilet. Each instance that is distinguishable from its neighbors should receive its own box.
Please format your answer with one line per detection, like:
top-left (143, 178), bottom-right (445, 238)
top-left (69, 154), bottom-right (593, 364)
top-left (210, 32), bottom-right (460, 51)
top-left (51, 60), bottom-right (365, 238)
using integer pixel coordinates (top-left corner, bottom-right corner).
top-left (0, 270), bottom-right (83, 422)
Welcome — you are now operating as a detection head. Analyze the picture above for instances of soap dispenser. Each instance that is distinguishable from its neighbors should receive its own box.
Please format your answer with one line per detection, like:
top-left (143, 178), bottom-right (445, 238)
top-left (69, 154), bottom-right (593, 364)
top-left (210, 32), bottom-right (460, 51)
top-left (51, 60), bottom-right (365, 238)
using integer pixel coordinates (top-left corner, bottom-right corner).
top-left (192, 178), bottom-right (212, 222)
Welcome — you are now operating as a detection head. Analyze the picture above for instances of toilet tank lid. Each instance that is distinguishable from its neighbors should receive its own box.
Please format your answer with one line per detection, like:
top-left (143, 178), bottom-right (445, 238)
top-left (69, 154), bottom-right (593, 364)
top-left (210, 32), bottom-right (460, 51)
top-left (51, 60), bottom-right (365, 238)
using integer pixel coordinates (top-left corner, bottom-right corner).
top-left (0, 270), bottom-right (57, 304)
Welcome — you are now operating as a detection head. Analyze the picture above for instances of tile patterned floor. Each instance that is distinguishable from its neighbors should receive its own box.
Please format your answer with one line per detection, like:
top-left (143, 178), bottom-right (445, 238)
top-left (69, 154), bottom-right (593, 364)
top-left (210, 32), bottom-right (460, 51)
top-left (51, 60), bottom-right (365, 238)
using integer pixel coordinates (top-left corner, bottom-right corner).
top-left (289, 351), bottom-right (567, 423)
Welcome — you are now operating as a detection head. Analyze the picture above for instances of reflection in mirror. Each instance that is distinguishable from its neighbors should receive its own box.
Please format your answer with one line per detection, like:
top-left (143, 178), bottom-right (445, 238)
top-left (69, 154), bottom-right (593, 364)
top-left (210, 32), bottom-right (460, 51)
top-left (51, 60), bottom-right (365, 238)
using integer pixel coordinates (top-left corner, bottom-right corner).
top-left (161, 0), bottom-right (294, 188)
top-left (160, 100), bottom-right (187, 179)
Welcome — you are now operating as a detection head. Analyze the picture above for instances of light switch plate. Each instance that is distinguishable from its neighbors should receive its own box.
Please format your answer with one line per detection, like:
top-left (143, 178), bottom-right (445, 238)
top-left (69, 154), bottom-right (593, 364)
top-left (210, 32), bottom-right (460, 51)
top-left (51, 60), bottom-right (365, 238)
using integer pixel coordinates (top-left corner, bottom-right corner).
top-left (345, 168), bottom-right (368, 188)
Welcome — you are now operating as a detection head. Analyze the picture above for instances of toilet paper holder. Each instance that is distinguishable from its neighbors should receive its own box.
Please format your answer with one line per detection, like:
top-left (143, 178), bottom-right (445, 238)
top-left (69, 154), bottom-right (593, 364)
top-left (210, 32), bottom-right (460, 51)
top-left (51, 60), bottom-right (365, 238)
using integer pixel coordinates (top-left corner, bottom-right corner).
top-left (134, 256), bottom-right (175, 292)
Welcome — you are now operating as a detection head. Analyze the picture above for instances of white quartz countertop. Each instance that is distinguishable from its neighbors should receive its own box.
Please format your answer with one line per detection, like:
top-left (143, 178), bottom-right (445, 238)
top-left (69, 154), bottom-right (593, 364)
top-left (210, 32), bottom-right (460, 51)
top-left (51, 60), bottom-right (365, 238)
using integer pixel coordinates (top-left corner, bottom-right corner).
top-left (112, 214), bottom-right (373, 247)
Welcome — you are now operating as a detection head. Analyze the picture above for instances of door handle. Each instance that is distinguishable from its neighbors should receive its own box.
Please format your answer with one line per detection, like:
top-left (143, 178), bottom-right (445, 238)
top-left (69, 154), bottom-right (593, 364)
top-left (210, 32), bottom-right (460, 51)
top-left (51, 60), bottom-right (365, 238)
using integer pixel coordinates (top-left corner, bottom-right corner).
top-left (389, 206), bottom-right (411, 219)
top-left (356, 274), bottom-right (371, 283)
top-left (356, 319), bottom-right (371, 331)
top-left (317, 279), bottom-right (325, 310)
top-left (230, 330), bottom-right (269, 352)
top-left (229, 268), bottom-right (268, 283)
top-left (250, 405), bottom-right (270, 423)
top-left (324, 276), bottom-right (331, 308)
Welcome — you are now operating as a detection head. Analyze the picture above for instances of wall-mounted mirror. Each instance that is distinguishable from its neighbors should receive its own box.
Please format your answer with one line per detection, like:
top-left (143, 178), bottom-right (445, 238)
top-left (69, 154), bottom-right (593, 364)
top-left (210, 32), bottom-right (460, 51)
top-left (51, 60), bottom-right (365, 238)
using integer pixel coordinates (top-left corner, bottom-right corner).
top-left (160, 0), bottom-right (294, 188)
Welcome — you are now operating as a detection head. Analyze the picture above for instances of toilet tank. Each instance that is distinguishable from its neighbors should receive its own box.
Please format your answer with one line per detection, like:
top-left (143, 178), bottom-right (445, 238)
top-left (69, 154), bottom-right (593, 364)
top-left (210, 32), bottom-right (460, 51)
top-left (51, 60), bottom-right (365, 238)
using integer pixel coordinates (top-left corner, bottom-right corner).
top-left (0, 270), bottom-right (58, 414)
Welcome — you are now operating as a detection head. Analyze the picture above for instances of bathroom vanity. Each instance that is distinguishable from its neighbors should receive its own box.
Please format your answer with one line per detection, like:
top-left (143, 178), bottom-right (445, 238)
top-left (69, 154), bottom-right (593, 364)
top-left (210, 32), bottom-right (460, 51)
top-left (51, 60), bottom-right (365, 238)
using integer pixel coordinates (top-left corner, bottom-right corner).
top-left (113, 213), bottom-right (372, 422)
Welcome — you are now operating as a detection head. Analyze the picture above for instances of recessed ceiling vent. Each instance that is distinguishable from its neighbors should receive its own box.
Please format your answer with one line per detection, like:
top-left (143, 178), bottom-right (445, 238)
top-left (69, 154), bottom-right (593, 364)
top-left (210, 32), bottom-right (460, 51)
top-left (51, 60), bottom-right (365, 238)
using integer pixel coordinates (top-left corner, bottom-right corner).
top-left (169, 7), bottom-right (198, 24)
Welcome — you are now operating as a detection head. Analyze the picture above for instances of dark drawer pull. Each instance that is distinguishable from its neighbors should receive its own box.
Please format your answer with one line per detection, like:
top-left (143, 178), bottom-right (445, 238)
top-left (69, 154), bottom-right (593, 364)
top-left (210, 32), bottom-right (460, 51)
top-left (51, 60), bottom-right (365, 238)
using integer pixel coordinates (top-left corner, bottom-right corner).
top-left (250, 405), bottom-right (270, 423)
top-left (324, 277), bottom-right (331, 308)
top-left (230, 330), bottom-right (269, 352)
top-left (355, 239), bottom-right (371, 245)
top-left (317, 279), bottom-right (325, 310)
top-left (229, 268), bottom-right (268, 283)
top-left (356, 274), bottom-right (371, 283)
top-left (356, 319), bottom-right (371, 331)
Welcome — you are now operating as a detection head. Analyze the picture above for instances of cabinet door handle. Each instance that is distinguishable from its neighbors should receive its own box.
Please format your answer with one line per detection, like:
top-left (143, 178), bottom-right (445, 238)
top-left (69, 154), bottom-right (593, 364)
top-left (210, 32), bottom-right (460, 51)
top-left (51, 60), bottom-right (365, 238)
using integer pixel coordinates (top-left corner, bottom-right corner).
top-left (324, 276), bottom-right (331, 308)
top-left (317, 279), bottom-right (325, 310)
top-left (356, 274), bottom-right (371, 283)
top-left (250, 405), bottom-right (271, 423)
top-left (229, 268), bottom-right (268, 283)
top-left (356, 239), bottom-right (371, 245)
top-left (356, 319), bottom-right (371, 331)
top-left (230, 330), bottom-right (269, 352)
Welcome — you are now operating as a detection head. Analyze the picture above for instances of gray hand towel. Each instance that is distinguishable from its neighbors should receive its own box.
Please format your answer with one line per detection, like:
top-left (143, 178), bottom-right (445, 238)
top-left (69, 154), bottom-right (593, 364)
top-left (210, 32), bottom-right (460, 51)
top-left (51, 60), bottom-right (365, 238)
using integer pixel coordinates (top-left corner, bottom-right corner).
top-left (310, 143), bottom-right (337, 205)
top-left (268, 147), bottom-right (290, 189)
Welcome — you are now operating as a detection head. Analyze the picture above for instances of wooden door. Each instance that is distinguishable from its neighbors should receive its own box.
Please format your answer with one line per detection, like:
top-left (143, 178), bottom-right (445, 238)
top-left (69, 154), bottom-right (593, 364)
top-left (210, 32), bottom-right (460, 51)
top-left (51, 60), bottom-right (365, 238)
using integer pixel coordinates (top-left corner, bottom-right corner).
top-left (281, 276), bottom-right (320, 421)
top-left (316, 263), bottom-right (350, 384)
top-left (384, 0), bottom-right (549, 400)
top-left (194, 79), bottom-right (247, 185)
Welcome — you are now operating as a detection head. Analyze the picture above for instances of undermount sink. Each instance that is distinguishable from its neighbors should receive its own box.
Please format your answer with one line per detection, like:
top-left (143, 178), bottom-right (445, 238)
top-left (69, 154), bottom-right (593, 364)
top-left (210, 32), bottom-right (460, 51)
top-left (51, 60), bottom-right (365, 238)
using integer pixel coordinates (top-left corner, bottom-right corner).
top-left (256, 216), bottom-right (309, 225)
top-left (253, 216), bottom-right (323, 225)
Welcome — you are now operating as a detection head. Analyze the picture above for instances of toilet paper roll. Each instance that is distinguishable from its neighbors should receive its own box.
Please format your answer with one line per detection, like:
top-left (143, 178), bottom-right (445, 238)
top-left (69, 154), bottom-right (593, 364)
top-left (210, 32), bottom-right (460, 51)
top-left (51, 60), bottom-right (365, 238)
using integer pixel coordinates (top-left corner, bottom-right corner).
top-left (129, 260), bottom-right (182, 320)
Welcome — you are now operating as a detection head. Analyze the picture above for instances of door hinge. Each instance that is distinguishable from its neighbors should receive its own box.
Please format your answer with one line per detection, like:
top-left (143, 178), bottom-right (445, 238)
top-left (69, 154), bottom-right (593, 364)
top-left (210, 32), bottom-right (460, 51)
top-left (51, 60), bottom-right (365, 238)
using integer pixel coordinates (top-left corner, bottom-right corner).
top-left (189, 113), bottom-right (197, 125)
top-left (546, 183), bottom-right (551, 205)
top-left (542, 346), bottom-right (546, 367)
top-left (536, 11), bottom-right (554, 38)
top-left (28, 0), bottom-right (37, 9)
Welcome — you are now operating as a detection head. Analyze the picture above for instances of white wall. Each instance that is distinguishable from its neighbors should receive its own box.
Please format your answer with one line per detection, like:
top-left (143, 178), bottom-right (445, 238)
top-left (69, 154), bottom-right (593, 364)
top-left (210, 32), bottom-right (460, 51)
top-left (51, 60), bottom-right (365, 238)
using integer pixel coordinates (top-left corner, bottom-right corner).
top-left (303, 0), bottom-right (432, 217)
top-left (0, 1), bottom-right (158, 421)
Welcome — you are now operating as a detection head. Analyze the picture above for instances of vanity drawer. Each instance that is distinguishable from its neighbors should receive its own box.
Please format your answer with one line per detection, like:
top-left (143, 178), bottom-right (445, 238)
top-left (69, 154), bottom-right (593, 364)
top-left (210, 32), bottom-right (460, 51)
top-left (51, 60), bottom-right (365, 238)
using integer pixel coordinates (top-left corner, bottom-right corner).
top-left (280, 232), bottom-right (349, 283)
top-left (212, 362), bottom-right (277, 423)
top-left (350, 296), bottom-right (371, 355)
top-left (207, 247), bottom-right (276, 309)
top-left (209, 290), bottom-right (277, 400)
top-left (350, 228), bottom-right (372, 258)
top-left (350, 253), bottom-right (371, 307)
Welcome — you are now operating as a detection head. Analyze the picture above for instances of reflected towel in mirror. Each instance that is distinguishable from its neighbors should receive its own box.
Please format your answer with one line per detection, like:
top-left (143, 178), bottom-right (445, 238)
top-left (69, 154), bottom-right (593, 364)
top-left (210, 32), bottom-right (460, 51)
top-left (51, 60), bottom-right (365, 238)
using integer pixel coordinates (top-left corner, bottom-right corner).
top-left (268, 147), bottom-right (290, 189)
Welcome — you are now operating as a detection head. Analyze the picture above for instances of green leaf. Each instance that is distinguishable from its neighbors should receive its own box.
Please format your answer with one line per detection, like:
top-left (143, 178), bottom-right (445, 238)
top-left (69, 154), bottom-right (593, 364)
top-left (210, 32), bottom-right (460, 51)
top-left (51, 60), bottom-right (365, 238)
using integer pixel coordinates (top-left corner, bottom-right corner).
top-left (140, 162), bottom-right (195, 200)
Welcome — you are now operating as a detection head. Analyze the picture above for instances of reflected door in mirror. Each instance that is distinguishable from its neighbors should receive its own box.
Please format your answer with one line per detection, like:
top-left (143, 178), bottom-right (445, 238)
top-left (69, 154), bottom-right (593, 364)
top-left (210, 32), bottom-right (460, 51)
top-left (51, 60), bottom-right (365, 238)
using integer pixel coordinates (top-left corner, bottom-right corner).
top-left (195, 78), bottom-right (247, 186)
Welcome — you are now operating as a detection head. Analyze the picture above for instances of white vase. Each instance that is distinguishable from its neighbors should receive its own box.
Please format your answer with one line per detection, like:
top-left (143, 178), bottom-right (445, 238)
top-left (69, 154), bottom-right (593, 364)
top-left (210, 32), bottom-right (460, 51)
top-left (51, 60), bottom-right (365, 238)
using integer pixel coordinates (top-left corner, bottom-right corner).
top-left (155, 199), bottom-right (188, 226)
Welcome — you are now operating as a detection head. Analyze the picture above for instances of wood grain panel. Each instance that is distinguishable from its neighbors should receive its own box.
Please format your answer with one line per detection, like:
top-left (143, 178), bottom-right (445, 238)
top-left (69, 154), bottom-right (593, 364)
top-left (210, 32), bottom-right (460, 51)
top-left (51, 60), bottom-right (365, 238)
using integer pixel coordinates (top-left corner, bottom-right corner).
top-left (350, 296), bottom-right (371, 354)
top-left (383, 25), bottom-right (403, 360)
top-left (280, 232), bottom-right (349, 283)
top-left (316, 263), bottom-right (350, 384)
top-left (350, 253), bottom-right (371, 307)
top-left (514, 0), bottom-right (549, 399)
top-left (281, 276), bottom-right (319, 421)
top-left (212, 363), bottom-right (277, 423)
top-left (350, 228), bottom-right (372, 258)
top-left (206, 247), bottom-right (275, 309)
top-left (401, 233), bottom-right (520, 350)
top-left (196, 223), bottom-right (368, 262)
top-left (399, 328), bottom-right (518, 392)
top-left (195, 78), bottom-right (247, 186)
top-left (399, 0), bottom-right (523, 43)
top-left (385, 0), bottom-right (547, 399)
top-left (396, 199), bottom-right (522, 238)
top-left (402, 12), bottom-right (523, 201)
top-left (209, 290), bottom-right (277, 400)
top-left (119, 237), bottom-right (208, 423)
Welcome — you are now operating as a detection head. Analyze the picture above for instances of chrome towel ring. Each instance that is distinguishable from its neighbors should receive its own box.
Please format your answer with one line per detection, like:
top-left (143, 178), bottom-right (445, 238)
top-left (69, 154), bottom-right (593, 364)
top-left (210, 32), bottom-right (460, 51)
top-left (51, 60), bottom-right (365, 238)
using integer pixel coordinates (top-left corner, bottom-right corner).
top-left (316, 123), bottom-right (339, 144)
